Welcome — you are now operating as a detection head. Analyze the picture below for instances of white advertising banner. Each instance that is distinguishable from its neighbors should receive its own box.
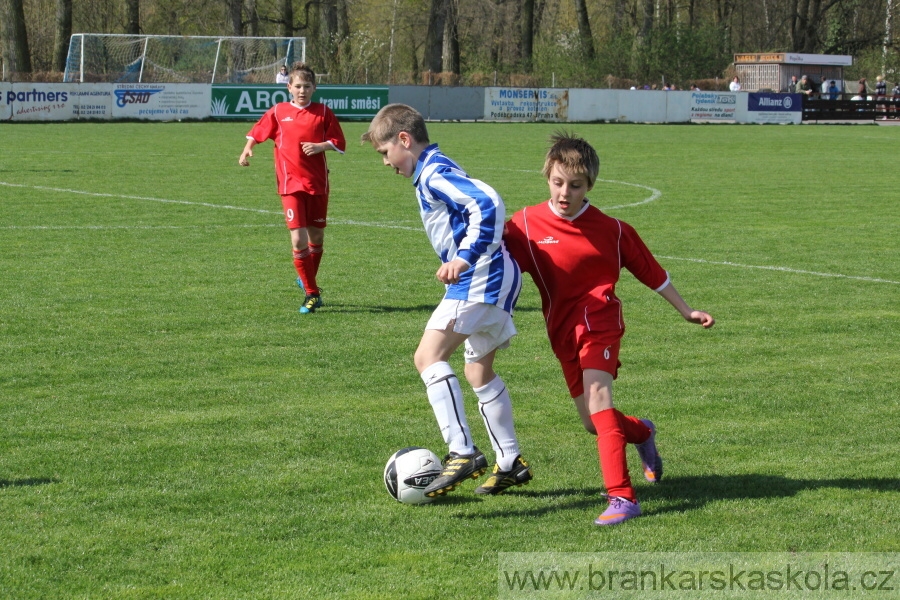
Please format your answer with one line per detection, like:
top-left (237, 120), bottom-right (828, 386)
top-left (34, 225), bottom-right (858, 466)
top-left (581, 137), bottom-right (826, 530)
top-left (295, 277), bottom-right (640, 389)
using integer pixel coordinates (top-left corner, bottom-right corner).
top-left (69, 85), bottom-right (114, 119)
top-left (5, 84), bottom-right (79, 121)
top-left (0, 83), bottom-right (11, 120)
top-left (2, 83), bottom-right (210, 121)
top-left (110, 84), bottom-right (210, 120)
top-left (484, 87), bottom-right (569, 122)
top-left (689, 92), bottom-right (739, 122)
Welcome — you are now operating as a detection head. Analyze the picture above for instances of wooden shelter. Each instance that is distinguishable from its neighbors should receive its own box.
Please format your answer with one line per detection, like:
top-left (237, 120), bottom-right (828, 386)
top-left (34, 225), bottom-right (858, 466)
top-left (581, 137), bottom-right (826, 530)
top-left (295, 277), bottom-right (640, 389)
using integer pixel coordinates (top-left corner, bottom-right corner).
top-left (733, 53), bottom-right (853, 93)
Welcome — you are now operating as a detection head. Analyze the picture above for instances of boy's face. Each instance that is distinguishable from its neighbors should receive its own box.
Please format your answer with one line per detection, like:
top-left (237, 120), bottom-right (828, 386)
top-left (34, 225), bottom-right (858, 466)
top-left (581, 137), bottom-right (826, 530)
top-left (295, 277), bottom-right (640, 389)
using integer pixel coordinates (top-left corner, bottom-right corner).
top-left (548, 162), bottom-right (593, 218)
top-left (374, 132), bottom-right (417, 178)
top-left (288, 78), bottom-right (315, 105)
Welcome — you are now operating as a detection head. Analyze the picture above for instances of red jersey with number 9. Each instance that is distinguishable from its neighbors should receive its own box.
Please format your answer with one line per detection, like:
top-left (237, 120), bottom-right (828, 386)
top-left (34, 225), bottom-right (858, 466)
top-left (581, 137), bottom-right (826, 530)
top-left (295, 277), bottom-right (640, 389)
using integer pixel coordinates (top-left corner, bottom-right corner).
top-left (246, 101), bottom-right (346, 196)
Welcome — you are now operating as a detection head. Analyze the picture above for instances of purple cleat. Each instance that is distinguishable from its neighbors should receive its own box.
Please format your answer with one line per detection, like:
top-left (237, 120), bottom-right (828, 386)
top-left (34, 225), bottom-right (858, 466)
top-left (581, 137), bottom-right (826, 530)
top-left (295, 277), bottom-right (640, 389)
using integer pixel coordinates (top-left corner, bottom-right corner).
top-left (594, 495), bottom-right (642, 526)
top-left (635, 419), bottom-right (663, 483)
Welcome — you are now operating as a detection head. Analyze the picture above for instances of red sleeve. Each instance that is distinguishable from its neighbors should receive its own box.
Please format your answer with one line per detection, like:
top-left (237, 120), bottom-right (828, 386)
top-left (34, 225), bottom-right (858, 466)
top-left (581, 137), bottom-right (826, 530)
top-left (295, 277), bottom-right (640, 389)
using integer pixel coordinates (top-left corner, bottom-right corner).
top-left (503, 211), bottom-right (533, 274)
top-left (619, 220), bottom-right (668, 290)
top-left (324, 107), bottom-right (346, 152)
top-left (246, 106), bottom-right (278, 143)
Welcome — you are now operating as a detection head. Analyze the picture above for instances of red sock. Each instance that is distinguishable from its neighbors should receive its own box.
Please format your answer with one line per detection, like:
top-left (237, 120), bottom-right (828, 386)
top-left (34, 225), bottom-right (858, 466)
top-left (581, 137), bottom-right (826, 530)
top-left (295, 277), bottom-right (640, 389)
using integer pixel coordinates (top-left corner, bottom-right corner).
top-left (308, 243), bottom-right (323, 278)
top-left (590, 409), bottom-right (635, 502)
top-left (293, 248), bottom-right (318, 295)
top-left (616, 409), bottom-right (651, 444)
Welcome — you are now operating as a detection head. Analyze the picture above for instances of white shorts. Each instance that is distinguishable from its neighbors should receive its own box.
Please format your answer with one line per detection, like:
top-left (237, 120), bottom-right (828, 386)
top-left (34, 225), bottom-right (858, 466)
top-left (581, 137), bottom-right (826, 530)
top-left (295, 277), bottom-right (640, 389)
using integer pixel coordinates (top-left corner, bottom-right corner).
top-left (426, 299), bottom-right (517, 363)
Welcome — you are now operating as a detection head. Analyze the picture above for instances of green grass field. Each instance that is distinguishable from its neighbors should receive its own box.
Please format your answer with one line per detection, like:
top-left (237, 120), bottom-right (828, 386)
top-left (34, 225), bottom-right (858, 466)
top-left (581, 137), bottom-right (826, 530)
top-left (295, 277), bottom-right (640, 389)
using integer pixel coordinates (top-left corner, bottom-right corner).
top-left (1, 120), bottom-right (898, 599)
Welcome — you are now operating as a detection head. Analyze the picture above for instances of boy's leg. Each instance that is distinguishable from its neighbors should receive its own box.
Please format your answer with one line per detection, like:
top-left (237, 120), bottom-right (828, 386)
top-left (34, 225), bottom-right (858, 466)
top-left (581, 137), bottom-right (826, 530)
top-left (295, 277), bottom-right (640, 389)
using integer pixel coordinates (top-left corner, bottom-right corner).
top-left (584, 369), bottom-right (642, 525)
top-left (306, 206), bottom-right (326, 280)
top-left (415, 328), bottom-right (477, 457)
top-left (416, 312), bottom-right (488, 497)
top-left (290, 227), bottom-right (318, 294)
top-left (465, 352), bottom-right (520, 471)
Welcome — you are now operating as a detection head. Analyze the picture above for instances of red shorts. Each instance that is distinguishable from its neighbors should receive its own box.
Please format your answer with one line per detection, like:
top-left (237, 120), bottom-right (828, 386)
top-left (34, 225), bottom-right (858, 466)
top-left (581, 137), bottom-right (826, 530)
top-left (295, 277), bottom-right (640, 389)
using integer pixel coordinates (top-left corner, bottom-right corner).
top-left (558, 330), bottom-right (622, 398)
top-left (280, 191), bottom-right (328, 229)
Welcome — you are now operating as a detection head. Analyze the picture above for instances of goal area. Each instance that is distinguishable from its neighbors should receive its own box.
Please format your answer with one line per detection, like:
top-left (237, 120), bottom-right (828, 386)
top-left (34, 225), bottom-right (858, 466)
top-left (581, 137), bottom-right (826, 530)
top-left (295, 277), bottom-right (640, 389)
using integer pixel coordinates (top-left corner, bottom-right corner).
top-left (64, 34), bottom-right (306, 84)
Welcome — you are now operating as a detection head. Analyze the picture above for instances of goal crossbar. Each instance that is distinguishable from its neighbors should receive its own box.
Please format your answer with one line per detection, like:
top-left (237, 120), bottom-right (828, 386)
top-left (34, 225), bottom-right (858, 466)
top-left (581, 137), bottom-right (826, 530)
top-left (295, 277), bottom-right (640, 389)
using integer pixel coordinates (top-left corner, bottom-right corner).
top-left (64, 34), bottom-right (307, 84)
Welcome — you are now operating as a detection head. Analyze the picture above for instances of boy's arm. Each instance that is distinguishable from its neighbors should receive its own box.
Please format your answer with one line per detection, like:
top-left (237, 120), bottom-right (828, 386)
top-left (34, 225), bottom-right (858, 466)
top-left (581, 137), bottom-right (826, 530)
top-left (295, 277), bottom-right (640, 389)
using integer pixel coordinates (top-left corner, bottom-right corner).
top-left (445, 174), bottom-right (504, 267)
top-left (657, 282), bottom-right (715, 328)
top-left (301, 109), bottom-right (347, 156)
top-left (239, 137), bottom-right (257, 166)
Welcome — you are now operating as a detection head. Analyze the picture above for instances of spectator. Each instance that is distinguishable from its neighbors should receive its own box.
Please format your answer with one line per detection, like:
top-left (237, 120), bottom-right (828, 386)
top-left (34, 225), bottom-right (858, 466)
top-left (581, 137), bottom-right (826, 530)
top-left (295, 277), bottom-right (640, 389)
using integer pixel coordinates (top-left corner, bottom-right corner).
top-left (797, 75), bottom-right (815, 96)
top-left (892, 82), bottom-right (900, 97)
top-left (729, 76), bottom-right (741, 92)
top-left (875, 75), bottom-right (887, 97)
top-left (689, 83), bottom-right (701, 91)
top-left (786, 75), bottom-right (799, 93)
top-left (875, 75), bottom-right (888, 118)
top-left (819, 75), bottom-right (830, 98)
top-left (825, 80), bottom-right (839, 101)
top-left (276, 65), bottom-right (290, 84)
top-left (852, 78), bottom-right (867, 101)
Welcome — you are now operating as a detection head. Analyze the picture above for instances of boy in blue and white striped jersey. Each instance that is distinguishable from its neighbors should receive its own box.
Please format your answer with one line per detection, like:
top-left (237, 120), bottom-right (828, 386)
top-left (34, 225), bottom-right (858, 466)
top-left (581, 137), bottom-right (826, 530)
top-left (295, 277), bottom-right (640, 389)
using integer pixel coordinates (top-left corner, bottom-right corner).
top-left (362, 104), bottom-right (532, 497)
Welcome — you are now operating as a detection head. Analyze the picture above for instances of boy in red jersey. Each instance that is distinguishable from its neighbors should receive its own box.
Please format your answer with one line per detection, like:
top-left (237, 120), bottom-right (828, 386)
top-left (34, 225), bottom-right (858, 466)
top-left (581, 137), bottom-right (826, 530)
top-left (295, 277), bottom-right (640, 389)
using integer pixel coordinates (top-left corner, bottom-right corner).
top-left (239, 62), bottom-right (346, 314)
top-left (504, 133), bottom-right (715, 525)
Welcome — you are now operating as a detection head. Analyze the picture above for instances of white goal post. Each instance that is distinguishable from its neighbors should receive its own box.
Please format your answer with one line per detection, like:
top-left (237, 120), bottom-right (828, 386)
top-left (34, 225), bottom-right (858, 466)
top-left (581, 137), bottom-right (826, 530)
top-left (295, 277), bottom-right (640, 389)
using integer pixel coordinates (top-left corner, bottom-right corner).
top-left (64, 34), bottom-right (306, 84)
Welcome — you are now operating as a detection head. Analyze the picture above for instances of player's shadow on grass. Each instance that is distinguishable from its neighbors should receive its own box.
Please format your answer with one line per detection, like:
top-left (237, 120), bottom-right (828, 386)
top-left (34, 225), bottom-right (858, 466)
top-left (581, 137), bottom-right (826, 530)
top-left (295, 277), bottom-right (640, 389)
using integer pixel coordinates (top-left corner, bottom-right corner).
top-left (0, 477), bottom-right (59, 489)
top-left (645, 474), bottom-right (900, 516)
top-left (453, 475), bottom-right (899, 519)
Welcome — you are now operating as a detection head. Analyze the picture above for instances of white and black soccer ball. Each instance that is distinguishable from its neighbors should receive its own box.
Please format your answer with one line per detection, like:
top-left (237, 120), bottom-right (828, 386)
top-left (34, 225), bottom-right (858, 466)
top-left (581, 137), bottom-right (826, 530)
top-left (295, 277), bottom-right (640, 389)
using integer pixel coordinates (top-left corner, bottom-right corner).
top-left (383, 447), bottom-right (442, 505)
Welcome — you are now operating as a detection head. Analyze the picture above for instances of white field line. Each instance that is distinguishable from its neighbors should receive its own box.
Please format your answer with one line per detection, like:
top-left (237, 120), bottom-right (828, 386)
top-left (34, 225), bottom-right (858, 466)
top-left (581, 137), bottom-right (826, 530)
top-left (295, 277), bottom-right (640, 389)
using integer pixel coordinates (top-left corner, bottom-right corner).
top-left (3, 180), bottom-right (896, 285)
top-left (659, 256), bottom-right (900, 285)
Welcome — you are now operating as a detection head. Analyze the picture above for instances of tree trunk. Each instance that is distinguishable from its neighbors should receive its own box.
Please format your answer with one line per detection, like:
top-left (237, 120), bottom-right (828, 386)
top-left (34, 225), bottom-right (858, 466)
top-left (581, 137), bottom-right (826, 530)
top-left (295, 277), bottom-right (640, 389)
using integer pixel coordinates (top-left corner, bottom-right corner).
top-left (1, 0), bottom-right (32, 74)
top-left (442, 0), bottom-right (459, 74)
top-left (573, 0), bottom-right (595, 60)
top-left (521, 0), bottom-right (534, 71)
top-left (230, 0), bottom-right (243, 36)
top-left (279, 0), bottom-right (293, 37)
top-left (886, 0), bottom-right (894, 74)
top-left (53, 0), bottom-right (72, 72)
top-left (612, 0), bottom-right (626, 31)
top-left (125, 0), bottom-right (140, 35)
top-left (424, 0), bottom-right (446, 73)
top-left (246, 0), bottom-right (258, 37)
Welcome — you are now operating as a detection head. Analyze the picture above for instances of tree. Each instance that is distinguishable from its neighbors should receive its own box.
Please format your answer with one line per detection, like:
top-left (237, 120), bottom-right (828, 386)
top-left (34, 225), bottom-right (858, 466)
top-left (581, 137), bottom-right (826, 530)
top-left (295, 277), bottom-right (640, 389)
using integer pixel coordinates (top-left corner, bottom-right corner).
top-left (279, 0), bottom-right (293, 37)
top-left (424, 0), bottom-right (447, 73)
top-left (441, 0), bottom-right (459, 73)
top-left (1, 0), bottom-right (32, 75)
top-left (126, 0), bottom-right (141, 35)
top-left (52, 0), bottom-right (72, 72)
top-left (573, 0), bottom-right (595, 59)
top-left (521, 0), bottom-right (534, 71)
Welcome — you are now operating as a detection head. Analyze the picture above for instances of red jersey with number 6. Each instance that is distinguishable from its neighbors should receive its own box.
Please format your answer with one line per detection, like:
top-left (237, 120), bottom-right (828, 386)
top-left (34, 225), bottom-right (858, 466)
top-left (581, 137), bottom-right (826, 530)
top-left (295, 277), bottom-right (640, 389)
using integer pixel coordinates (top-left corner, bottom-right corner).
top-left (246, 101), bottom-right (346, 196)
top-left (504, 200), bottom-right (669, 359)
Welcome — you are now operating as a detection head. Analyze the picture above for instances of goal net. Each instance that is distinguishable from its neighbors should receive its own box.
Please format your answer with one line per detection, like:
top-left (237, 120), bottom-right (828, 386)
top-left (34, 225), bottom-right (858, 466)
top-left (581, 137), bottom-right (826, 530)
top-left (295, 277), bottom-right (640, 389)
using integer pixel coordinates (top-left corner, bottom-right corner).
top-left (64, 34), bottom-right (306, 84)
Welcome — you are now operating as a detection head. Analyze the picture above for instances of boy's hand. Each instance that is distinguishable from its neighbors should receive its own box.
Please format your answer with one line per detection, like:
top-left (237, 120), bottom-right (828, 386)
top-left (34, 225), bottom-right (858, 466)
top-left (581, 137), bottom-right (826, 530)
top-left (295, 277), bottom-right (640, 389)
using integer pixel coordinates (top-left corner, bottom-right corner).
top-left (688, 310), bottom-right (715, 328)
top-left (436, 258), bottom-right (470, 285)
top-left (301, 142), bottom-right (326, 156)
top-left (238, 149), bottom-right (253, 166)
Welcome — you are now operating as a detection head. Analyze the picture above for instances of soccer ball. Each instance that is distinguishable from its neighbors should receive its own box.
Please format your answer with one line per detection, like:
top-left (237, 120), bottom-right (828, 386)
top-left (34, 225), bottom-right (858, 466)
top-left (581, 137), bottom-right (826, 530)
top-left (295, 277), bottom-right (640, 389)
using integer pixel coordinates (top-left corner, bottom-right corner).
top-left (383, 447), bottom-right (443, 505)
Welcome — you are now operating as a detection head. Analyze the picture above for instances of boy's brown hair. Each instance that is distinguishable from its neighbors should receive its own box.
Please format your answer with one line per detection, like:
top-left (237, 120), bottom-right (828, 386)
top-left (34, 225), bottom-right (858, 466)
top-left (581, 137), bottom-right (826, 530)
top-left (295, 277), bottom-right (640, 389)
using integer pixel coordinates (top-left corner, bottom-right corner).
top-left (542, 132), bottom-right (600, 187)
top-left (289, 62), bottom-right (316, 85)
top-left (361, 103), bottom-right (430, 145)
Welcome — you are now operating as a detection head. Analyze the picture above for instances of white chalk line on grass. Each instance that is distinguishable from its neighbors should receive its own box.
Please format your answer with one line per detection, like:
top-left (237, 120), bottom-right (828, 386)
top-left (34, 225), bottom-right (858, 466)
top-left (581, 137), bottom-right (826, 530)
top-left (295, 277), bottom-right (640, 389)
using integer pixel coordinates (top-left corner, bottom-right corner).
top-left (4, 180), bottom-right (895, 285)
top-left (0, 181), bottom-right (424, 232)
top-left (487, 169), bottom-right (662, 209)
top-left (659, 256), bottom-right (900, 286)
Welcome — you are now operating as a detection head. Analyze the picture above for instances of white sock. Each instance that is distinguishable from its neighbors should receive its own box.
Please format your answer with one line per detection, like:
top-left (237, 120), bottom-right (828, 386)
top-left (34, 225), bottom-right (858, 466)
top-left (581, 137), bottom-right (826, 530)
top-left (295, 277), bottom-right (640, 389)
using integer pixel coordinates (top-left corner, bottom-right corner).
top-left (474, 375), bottom-right (520, 471)
top-left (421, 361), bottom-right (474, 456)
